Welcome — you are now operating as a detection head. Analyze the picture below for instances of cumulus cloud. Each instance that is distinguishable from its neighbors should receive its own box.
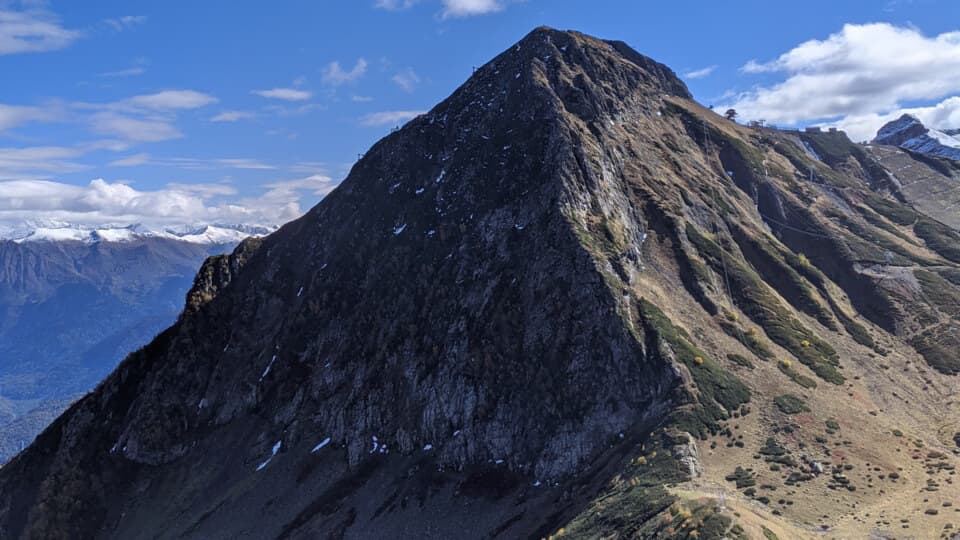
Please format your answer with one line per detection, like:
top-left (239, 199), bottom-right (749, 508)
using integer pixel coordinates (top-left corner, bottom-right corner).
top-left (321, 58), bottom-right (368, 86)
top-left (210, 110), bottom-right (256, 122)
top-left (360, 110), bottom-right (425, 127)
top-left (0, 6), bottom-right (82, 55)
top-left (0, 176), bottom-right (337, 229)
top-left (684, 65), bottom-right (716, 80)
top-left (727, 23), bottom-right (960, 140)
top-left (252, 88), bottom-right (313, 101)
top-left (392, 68), bottom-right (420, 92)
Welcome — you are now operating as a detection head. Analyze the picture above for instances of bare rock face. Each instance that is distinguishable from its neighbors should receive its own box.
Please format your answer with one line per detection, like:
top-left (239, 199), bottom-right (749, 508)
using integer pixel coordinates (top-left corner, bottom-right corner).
top-left (2, 26), bottom-right (960, 540)
top-left (184, 236), bottom-right (262, 314)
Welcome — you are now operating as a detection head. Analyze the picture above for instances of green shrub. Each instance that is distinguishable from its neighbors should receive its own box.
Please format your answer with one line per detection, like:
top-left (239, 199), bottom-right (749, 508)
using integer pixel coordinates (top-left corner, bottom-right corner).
top-left (725, 466), bottom-right (756, 488)
top-left (777, 361), bottom-right (817, 389)
top-left (774, 394), bottom-right (810, 415)
top-left (726, 353), bottom-right (754, 369)
top-left (718, 319), bottom-right (775, 360)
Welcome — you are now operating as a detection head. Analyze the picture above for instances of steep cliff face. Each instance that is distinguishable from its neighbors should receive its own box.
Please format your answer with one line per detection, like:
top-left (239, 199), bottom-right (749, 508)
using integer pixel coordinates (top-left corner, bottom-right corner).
top-left (2, 27), bottom-right (960, 540)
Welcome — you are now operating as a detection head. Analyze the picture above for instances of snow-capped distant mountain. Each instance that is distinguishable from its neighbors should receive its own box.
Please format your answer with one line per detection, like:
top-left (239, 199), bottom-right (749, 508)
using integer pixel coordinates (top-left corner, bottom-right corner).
top-left (0, 222), bottom-right (276, 245)
top-left (873, 114), bottom-right (960, 161)
top-left (0, 220), bottom-right (274, 463)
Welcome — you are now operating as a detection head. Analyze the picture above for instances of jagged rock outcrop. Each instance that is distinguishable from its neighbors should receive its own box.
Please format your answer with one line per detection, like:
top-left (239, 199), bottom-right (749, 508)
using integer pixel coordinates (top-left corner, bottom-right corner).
top-left (184, 236), bottom-right (263, 313)
top-left (1, 27), bottom-right (960, 540)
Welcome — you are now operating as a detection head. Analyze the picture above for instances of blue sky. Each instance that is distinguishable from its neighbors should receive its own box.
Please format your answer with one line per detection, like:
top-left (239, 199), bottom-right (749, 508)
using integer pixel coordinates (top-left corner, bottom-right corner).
top-left (1, 0), bottom-right (959, 229)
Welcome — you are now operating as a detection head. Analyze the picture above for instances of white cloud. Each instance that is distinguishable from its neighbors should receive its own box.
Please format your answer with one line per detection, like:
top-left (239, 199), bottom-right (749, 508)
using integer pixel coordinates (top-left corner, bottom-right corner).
top-left (165, 182), bottom-right (237, 197)
top-left (392, 68), bottom-right (420, 92)
top-left (375, 0), bottom-right (509, 17)
top-left (103, 15), bottom-right (146, 31)
top-left (684, 65), bottom-right (716, 80)
top-left (360, 110), bottom-right (425, 127)
top-left (0, 145), bottom-right (85, 177)
top-left (108, 152), bottom-right (150, 167)
top-left (252, 88), bottom-right (313, 101)
top-left (98, 66), bottom-right (145, 78)
top-left (836, 96), bottom-right (960, 142)
top-left (263, 103), bottom-right (323, 117)
top-left (74, 90), bottom-right (218, 113)
top-left (124, 90), bottom-right (218, 110)
top-left (321, 58), bottom-right (368, 86)
top-left (727, 23), bottom-right (960, 139)
top-left (89, 112), bottom-right (182, 142)
top-left (108, 155), bottom-right (275, 170)
top-left (68, 90), bottom-right (217, 143)
top-left (263, 174), bottom-right (338, 197)
top-left (0, 178), bottom-right (221, 226)
top-left (374, 0), bottom-right (420, 9)
top-left (441, 0), bottom-right (504, 18)
top-left (0, 7), bottom-right (82, 55)
top-left (0, 103), bottom-right (61, 131)
top-left (212, 158), bottom-right (274, 170)
top-left (287, 161), bottom-right (329, 174)
top-left (210, 110), bottom-right (256, 122)
top-left (0, 176), bottom-right (332, 229)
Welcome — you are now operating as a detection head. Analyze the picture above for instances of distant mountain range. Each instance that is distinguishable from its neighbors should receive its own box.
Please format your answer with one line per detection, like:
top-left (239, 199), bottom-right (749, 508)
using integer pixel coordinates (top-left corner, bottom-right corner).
top-left (0, 221), bottom-right (274, 245)
top-left (873, 113), bottom-right (960, 161)
top-left (0, 223), bottom-right (271, 463)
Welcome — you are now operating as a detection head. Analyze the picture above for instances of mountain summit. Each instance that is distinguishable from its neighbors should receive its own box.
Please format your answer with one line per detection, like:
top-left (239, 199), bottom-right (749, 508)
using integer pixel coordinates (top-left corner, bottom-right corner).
top-left (2, 27), bottom-right (959, 539)
top-left (873, 113), bottom-right (960, 161)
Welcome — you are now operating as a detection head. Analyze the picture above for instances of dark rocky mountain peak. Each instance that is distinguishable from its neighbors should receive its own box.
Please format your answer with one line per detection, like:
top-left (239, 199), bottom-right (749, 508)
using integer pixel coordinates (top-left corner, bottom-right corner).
top-left (2, 27), bottom-right (960, 539)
